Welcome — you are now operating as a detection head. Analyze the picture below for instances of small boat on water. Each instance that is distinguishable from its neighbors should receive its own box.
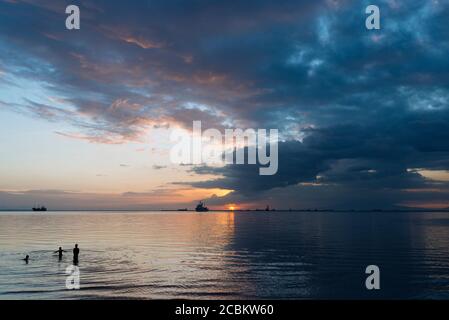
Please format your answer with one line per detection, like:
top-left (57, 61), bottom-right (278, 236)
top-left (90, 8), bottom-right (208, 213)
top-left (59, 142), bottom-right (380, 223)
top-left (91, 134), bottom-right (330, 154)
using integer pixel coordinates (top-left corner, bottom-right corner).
top-left (32, 206), bottom-right (47, 212)
top-left (195, 201), bottom-right (209, 212)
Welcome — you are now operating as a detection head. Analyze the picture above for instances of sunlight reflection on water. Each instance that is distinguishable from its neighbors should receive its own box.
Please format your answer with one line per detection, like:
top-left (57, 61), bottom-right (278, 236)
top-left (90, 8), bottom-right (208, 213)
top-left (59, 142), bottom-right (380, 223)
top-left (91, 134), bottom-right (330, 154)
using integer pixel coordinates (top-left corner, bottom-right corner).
top-left (1, 211), bottom-right (449, 299)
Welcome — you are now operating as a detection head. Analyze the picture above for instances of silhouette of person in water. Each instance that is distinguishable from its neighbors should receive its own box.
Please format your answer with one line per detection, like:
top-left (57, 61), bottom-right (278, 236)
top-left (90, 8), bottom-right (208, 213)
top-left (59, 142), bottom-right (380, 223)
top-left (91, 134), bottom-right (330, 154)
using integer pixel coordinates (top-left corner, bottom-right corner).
top-left (54, 247), bottom-right (67, 260)
top-left (23, 255), bottom-right (29, 264)
top-left (73, 244), bottom-right (79, 265)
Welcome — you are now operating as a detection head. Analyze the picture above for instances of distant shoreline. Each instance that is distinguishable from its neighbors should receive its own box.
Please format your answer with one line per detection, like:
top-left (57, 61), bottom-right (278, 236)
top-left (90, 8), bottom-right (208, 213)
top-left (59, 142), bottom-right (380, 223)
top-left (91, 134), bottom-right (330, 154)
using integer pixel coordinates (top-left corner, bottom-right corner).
top-left (1, 208), bottom-right (449, 213)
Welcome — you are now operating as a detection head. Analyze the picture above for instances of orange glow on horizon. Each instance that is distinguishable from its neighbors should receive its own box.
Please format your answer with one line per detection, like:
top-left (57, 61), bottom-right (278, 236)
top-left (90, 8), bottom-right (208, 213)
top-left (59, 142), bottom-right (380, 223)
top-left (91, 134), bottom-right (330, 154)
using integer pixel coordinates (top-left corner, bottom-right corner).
top-left (226, 204), bottom-right (238, 211)
top-left (178, 188), bottom-right (233, 200)
top-left (399, 201), bottom-right (449, 209)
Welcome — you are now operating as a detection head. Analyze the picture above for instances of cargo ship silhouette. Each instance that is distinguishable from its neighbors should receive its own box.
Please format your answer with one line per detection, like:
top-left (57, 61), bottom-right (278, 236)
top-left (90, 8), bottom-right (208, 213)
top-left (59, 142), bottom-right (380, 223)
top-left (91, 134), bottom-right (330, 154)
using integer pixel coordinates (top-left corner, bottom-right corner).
top-left (32, 206), bottom-right (47, 212)
top-left (195, 201), bottom-right (209, 212)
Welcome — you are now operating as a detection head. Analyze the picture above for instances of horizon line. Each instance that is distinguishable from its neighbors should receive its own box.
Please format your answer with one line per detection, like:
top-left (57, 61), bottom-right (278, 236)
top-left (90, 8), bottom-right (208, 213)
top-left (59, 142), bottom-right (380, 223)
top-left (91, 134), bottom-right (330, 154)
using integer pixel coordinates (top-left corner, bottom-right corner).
top-left (1, 208), bottom-right (449, 213)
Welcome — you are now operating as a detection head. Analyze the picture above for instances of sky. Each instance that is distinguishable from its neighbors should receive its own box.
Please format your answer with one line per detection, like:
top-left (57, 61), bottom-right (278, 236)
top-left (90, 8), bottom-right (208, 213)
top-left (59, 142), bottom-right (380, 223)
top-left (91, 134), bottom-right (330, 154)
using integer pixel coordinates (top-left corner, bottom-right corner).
top-left (1, 0), bottom-right (449, 210)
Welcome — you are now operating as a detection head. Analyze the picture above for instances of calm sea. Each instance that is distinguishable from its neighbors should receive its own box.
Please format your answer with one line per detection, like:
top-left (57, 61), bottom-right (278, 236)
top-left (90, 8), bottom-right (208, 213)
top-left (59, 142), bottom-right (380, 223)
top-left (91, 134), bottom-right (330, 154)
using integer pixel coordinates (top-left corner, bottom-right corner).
top-left (1, 210), bottom-right (449, 299)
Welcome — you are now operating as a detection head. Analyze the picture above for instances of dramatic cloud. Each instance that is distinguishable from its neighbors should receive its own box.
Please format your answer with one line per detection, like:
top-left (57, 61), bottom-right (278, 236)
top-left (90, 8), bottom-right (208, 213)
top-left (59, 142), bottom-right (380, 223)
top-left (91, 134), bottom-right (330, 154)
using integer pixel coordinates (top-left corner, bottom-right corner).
top-left (1, 0), bottom-right (449, 208)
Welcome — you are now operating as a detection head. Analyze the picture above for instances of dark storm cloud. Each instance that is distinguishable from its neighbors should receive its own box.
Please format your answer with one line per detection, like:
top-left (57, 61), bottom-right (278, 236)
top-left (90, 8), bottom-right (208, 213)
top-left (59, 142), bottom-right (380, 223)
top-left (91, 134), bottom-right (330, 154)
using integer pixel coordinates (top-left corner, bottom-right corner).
top-left (1, 0), bottom-right (449, 207)
top-left (188, 109), bottom-right (449, 207)
top-left (0, 0), bottom-right (327, 140)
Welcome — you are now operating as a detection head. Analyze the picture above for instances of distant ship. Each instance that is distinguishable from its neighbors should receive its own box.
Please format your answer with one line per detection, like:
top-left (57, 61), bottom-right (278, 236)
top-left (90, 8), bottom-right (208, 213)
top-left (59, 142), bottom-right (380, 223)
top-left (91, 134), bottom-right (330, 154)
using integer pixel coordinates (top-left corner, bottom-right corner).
top-left (195, 201), bottom-right (209, 212)
top-left (32, 206), bottom-right (47, 212)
